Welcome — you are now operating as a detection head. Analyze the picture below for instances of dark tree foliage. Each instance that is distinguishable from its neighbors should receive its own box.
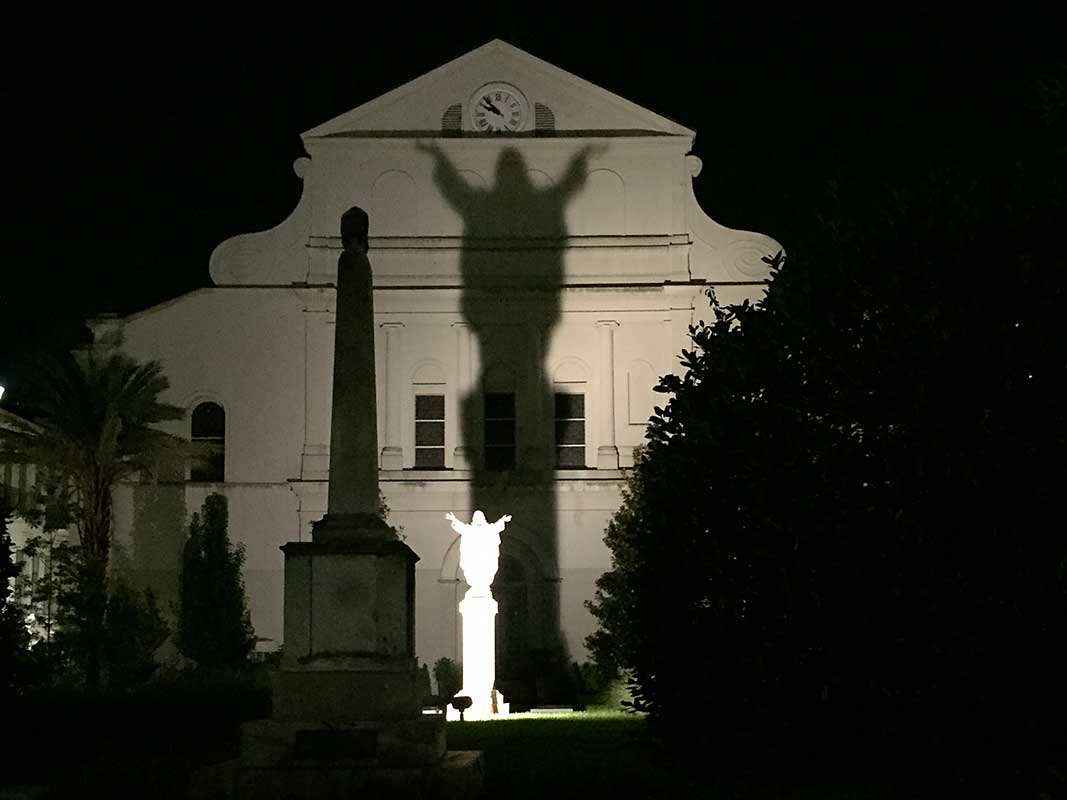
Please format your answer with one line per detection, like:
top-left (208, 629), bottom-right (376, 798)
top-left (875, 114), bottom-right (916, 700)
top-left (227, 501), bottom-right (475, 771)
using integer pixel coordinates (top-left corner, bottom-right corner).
top-left (1, 502), bottom-right (29, 696)
top-left (11, 529), bottom-right (168, 690)
top-left (101, 582), bottom-right (168, 690)
top-left (44, 541), bottom-right (104, 684)
top-left (178, 493), bottom-right (255, 670)
top-left (588, 121), bottom-right (1066, 789)
top-left (0, 344), bottom-right (188, 687)
top-left (433, 657), bottom-right (462, 702)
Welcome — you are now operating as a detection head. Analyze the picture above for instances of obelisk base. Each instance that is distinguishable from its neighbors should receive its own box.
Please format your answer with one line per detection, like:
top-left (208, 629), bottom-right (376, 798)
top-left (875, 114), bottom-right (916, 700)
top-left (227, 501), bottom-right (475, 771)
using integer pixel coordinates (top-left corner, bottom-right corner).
top-left (189, 514), bottom-right (484, 798)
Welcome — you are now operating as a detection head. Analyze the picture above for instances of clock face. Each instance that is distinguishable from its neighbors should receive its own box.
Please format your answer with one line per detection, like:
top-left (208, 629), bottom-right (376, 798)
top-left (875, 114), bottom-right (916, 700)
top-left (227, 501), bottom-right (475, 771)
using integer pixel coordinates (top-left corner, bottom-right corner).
top-left (469, 82), bottom-right (528, 132)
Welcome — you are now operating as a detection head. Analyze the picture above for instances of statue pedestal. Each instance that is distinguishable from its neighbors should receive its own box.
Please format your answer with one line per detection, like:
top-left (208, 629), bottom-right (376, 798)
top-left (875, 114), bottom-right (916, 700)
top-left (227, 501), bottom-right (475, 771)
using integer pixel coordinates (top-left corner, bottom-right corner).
top-left (447, 593), bottom-right (509, 721)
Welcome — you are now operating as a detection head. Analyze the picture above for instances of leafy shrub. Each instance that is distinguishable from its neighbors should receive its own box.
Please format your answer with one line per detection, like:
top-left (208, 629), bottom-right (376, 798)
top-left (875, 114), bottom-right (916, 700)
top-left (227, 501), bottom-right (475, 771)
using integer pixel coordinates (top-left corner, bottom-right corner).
top-left (178, 494), bottom-right (254, 671)
top-left (103, 581), bottom-right (168, 690)
top-left (571, 660), bottom-right (627, 710)
top-left (10, 526), bottom-right (169, 691)
top-left (1, 502), bottom-right (30, 697)
top-left (588, 159), bottom-right (1067, 792)
top-left (432, 656), bottom-right (461, 700)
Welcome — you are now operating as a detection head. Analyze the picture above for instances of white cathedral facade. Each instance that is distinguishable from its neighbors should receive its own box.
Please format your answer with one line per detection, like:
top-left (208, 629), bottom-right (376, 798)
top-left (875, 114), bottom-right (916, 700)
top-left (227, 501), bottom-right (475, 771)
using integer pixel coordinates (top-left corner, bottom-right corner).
top-left (101, 40), bottom-right (780, 703)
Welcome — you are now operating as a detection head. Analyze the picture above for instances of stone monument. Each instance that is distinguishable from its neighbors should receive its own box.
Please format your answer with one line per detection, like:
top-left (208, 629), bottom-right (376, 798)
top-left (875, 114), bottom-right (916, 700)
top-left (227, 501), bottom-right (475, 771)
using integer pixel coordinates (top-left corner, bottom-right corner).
top-left (198, 208), bottom-right (482, 799)
top-left (445, 510), bottom-right (512, 720)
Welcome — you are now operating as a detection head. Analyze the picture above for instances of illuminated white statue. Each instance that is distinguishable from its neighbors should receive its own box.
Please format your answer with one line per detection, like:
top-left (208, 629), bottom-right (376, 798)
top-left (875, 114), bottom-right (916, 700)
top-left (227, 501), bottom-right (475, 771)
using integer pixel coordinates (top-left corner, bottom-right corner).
top-left (445, 510), bottom-right (511, 596)
top-left (445, 510), bottom-right (512, 719)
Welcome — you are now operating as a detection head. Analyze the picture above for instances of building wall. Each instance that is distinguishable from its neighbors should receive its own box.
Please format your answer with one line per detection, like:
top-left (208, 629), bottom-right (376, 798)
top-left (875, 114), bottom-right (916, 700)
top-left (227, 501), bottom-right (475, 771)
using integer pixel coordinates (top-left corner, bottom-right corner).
top-left (107, 196), bottom-right (767, 676)
top-left (105, 41), bottom-right (781, 685)
top-left (306, 138), bottom-right (683, 241)
top-left (109, 280), bottom-right (682, 665)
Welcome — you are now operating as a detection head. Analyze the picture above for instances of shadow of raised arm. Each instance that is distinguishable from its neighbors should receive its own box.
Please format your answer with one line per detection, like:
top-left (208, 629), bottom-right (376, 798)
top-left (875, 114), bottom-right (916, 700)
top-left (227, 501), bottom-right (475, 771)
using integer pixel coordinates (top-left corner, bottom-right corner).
top-left (417, 139), bottom-right (477, 211)
top-left (557, 143), bottom-right (608, 198)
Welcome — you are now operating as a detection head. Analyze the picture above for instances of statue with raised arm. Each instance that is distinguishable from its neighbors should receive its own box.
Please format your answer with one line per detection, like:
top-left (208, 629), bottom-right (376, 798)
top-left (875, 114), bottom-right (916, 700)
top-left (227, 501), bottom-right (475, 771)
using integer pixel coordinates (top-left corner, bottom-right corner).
top-left (444, 510), bottom-right (514, 719)
top-left (446, 510), bottom-right (512, 595)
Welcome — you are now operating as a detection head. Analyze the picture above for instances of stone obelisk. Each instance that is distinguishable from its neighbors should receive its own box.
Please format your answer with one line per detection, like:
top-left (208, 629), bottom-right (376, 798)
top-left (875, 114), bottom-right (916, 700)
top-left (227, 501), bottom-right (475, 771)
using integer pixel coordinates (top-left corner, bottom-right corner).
top-left (227, 208), bottom-right (482, 800)
top-left (274, 207), bottom-right (420, 712)
top-left (319, 206), bottom-right (388, 533)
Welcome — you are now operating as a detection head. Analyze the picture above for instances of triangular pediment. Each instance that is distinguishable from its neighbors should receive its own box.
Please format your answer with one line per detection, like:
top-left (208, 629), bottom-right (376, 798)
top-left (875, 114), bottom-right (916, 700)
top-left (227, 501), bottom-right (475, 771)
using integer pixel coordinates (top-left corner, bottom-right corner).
top-left (302, 39), bottom-right (693, 139)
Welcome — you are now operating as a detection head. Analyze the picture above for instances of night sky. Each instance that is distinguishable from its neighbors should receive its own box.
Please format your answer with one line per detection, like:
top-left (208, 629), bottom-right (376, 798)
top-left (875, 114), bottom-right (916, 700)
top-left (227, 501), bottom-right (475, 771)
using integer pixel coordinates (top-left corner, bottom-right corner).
top-left (1, 5), bottom-right (1061, 385)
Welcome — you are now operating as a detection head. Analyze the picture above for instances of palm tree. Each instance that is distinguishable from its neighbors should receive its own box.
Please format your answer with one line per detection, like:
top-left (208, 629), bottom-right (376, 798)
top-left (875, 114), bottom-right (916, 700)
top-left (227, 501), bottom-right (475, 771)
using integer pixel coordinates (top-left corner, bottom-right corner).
top-left (1, 344), bottom-right (189, 687)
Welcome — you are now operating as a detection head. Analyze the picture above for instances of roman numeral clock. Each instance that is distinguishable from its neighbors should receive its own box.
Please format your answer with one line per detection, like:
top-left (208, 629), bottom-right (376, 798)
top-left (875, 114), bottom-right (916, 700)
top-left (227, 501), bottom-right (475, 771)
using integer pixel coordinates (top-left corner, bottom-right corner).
top-left (469, 82), bottom-right (529, 132)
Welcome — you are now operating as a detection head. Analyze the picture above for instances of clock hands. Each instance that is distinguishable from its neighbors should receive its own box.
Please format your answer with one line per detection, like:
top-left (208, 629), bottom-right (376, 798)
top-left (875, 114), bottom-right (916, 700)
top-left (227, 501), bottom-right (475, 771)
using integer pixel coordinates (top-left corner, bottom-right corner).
top-left (480, 97), bottom-right (504, 117)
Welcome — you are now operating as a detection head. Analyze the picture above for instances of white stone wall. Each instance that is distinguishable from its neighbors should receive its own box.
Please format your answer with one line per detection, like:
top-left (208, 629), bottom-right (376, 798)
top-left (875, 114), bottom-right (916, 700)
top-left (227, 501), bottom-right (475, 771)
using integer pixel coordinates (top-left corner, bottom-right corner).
top-left (110, 284), bottom-right (673, 664)
top-left (305, 138), bottom-right (683, 242)
top-left (107, 40), bottom-right (781, 677)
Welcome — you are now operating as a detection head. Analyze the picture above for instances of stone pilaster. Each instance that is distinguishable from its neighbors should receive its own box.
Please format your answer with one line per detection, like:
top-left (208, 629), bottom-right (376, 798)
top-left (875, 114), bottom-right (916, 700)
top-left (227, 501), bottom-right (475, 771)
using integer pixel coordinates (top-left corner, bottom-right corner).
top-left (380, 322), bottom-right (405, 470)
top-left (300, 289), bottom-right (334, 480)
top-left (597, 320), bottom-right (620, 469)
top-left (452, 321), bottom-right (474, 470)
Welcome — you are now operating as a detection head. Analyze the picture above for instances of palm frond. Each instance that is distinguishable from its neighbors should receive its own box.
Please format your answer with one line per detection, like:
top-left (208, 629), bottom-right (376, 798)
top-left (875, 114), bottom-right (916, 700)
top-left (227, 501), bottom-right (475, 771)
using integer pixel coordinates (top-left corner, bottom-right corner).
top-left (3, 345), bottom-right (195, 489)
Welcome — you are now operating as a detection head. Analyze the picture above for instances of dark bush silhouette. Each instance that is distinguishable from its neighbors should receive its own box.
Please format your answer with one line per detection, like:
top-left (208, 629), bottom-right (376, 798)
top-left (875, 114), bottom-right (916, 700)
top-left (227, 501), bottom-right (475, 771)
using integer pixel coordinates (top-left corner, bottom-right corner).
top-left (0, 501), bottom-right (29, 697)
top-left (433, 656), bottom-right (462, 702)
top-left (178, 493), bottom-right (254, 670)
top-left (589, 151), bottom-right (1066, 792)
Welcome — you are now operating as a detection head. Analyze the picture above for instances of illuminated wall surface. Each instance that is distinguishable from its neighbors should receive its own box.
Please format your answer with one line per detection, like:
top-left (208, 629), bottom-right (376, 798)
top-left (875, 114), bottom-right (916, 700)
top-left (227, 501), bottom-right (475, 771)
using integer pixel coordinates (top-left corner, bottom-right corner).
top-left (100, 40), bottom-right (780, 699)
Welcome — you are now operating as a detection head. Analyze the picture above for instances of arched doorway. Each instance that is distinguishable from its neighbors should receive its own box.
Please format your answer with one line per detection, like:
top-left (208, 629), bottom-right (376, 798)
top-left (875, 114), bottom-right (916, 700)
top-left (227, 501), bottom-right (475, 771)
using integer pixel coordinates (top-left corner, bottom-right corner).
top-left (493, 555), bottom-right (533, 710)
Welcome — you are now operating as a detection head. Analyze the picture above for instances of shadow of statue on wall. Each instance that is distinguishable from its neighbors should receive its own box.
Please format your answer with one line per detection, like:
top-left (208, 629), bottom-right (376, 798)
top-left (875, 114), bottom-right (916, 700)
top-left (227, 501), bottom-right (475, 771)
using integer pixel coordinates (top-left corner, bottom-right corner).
top-left (418, 140), bottom-right (598, 707)
top-left (120, 453), bottom-right (187, 615)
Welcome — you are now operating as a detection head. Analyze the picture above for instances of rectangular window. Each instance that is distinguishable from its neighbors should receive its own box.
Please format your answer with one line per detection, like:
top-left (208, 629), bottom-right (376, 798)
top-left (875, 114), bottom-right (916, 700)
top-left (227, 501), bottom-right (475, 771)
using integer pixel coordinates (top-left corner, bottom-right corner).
top-left (414, 394), bottom-right (445, 468)
top-left (484, 393), bottom-right (516, 470)
top-left (555, 393), bottom-right (586, 468)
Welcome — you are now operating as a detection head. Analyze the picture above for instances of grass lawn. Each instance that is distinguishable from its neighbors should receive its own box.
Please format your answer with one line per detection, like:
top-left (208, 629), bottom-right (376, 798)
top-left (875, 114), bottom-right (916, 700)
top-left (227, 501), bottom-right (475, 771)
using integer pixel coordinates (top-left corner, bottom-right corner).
top-left (7, 693), bottom-right (1034, 798)
top-left (445, 709), bottom-right (707, 799)
top-left (444, 710), bottom-right (915, 800)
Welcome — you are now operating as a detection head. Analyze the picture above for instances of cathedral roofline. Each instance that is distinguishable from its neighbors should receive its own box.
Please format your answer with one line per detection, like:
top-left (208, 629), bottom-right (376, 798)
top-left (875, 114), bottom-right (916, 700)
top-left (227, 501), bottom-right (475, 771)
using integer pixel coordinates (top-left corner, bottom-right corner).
top-left (302, 39), bottom-right (695, 139)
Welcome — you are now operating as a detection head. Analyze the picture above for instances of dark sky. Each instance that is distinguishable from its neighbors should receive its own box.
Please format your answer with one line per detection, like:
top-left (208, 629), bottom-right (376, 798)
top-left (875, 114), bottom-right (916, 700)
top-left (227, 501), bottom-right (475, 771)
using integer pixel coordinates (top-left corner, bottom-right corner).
top-left (1, 5), bottom-right (1061, 382)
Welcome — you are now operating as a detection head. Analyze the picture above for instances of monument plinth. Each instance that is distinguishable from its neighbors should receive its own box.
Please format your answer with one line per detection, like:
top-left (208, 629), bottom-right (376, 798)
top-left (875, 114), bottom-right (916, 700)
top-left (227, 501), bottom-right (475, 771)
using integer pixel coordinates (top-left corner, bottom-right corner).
top-left (270, 208), bottom-right (428, 733)
top-left (197, 208), bottom-right (482, 800)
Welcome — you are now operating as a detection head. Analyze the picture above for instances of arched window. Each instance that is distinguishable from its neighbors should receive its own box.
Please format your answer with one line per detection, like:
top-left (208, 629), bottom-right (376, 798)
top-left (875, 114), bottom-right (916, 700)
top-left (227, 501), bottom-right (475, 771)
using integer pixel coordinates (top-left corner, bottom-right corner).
top-left (190, 401), bottom-right (225, 482)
